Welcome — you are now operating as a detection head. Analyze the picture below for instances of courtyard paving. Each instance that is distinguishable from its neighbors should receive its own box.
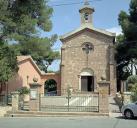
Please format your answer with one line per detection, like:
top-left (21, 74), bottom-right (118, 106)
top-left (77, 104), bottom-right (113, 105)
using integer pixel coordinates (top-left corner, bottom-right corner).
top-left (109, 96), bottom-right (121, 117)
top-left (0, 106), bottom-right (11, 117)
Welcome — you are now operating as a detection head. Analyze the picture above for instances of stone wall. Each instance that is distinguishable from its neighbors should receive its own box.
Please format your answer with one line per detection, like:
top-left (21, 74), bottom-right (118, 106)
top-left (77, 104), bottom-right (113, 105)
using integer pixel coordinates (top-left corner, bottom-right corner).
top-left (61, 30), bottom-right (116, 95)
top-left (98, 81), bottom-right (109, 113)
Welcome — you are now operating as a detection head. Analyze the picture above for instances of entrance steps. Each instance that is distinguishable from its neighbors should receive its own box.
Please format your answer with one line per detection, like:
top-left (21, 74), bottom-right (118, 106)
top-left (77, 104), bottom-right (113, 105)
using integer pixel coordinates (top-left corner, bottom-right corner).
top-left (22, 101), bottom-right (29, 110)
top-left (5, 111), bottom-right (109, 117)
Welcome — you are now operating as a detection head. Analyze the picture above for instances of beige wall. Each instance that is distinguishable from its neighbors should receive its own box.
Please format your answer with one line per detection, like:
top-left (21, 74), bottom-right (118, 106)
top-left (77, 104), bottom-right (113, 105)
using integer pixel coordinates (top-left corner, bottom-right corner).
top-left (61, 30), bottom-right (116, 94)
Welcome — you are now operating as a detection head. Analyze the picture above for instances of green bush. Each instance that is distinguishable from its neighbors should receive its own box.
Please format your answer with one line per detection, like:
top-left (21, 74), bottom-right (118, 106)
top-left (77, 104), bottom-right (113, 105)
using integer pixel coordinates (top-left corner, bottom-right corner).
top-left (127, 75), bottom-right (137, 85)
top-left (127, 84), bottom-right (133, 91)
top-left (45, 79), bottom-right (57, 92)
top-left (131, 83), bottom-right (137, 102)
top-left (17, 87), bottom-right (30, 95)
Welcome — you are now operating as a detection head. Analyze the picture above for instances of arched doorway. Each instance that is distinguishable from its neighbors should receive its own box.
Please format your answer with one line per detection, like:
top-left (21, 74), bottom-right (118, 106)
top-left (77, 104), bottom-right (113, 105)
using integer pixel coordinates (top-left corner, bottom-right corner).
top-left (44, 79), bottom-right (57, 96)
top-left (80, 68), bottom-right (94, 92)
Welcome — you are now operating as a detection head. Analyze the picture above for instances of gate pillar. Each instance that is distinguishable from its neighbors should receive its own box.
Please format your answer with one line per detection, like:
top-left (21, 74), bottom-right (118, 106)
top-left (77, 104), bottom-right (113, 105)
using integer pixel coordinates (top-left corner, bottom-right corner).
top-left (98, 81), bottom-right (110, 114)
top-left (11, 91), bottom-right (20, 112)
top-left (29, 82), bottom-right (41, 111)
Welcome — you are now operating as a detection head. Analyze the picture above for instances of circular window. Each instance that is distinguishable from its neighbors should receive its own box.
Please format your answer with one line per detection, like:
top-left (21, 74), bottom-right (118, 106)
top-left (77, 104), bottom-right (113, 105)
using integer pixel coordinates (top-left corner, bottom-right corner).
top-left (82, 42), bottom-right (94, 54)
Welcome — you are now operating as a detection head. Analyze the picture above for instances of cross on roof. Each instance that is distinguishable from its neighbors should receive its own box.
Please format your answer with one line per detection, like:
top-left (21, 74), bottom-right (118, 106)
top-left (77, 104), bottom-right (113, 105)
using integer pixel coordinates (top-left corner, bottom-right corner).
top-left (84, 0), bottom-right (90, 5)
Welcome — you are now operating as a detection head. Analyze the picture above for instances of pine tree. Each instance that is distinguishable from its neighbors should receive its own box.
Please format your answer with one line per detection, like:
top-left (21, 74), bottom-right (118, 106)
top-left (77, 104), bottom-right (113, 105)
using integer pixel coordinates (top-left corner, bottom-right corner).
top-left (0, 41), bottom-right (18, 103)
top-left (0, 0), bottom-right (60, 72)
top-left (116, 0), bottom-right (137, 80)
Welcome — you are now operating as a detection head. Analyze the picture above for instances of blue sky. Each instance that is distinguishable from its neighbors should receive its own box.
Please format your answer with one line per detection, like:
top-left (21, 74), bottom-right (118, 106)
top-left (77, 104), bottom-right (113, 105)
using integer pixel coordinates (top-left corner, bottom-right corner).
top-left (44, 0), bottom-right (130, 71)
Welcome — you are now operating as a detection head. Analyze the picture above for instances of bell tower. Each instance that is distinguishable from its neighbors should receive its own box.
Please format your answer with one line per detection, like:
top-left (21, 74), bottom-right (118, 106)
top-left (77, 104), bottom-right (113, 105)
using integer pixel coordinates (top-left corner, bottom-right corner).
top-left (79, 0), bottom-right (94, 26)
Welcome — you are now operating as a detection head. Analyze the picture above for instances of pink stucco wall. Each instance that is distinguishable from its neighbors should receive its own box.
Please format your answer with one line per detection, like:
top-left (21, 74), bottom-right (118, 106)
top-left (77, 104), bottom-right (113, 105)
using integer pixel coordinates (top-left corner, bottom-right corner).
top-left (8, 74), bottom-right (23, 93)
top-left (8, 57), bottom-right (61, 96)
top-left (41, 73), bottom-right (61, 95)
top-left (8, 59), bottom-right (41, 93)
top-left (18, 60), bottom-right (41, 88)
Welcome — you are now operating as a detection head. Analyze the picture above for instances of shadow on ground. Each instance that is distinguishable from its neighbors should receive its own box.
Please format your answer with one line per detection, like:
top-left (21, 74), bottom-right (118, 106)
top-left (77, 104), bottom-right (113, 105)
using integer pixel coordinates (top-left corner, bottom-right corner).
top-left (115, 116), bottom-right (137, 120)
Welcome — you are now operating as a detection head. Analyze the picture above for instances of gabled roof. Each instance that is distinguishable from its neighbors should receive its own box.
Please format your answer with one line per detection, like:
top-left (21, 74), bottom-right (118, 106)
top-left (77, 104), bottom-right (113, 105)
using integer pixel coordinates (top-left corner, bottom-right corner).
top-left (17, 56), bottom-right (44, 76)
top-left (17, 56), bottom-right (59, 76)
top-left (17, 56), bottom-right (31, 62)
top-left (60, 24), bottom-right (116, 42)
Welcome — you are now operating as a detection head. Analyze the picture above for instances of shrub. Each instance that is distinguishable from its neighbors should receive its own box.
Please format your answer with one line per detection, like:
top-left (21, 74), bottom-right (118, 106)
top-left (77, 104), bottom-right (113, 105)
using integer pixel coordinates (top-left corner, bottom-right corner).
top-left (45, 79), bottom-right (57, 92)
top-left (17, 87), bottom-right (30, 95)
top-left (127, 84), bottom-right (133, 91)
top-left (131, 83), bottom-right (137, 102)
top-left (127, 75), bottom-right (137, 85)
top-left (127, 75), bottom-right (137, 91)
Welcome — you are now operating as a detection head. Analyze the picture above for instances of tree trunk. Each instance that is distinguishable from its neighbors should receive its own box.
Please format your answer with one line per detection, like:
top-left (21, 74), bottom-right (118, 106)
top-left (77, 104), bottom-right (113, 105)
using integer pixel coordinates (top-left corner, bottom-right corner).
top-left (134, 64), bottom-right (137, 75)
top-left (135, 67), bottom-right (137, 75)
top-left (0, 83), bottom-right (2, 94)
top-left (131, 63), bottom-right (133, 75)
top-left (5, 82), bottom-right (8, 105)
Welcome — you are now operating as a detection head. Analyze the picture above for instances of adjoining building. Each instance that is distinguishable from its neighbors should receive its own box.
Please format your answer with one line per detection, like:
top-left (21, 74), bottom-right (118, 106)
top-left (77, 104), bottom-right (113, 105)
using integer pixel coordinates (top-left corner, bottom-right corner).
top-left (7, 56), bottom-right (61, 98)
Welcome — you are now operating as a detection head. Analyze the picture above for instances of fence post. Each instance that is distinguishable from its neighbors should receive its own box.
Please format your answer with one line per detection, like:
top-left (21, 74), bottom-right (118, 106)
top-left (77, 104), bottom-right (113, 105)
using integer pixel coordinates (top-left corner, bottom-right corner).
top-left (29, 83), bottom-right (41, 111)
top-left (66, 86), bottom-right (72, 112)
top-left (11, 91), bottom-right (20, 112)
top-left (98, 81), bottom-right (110, 114)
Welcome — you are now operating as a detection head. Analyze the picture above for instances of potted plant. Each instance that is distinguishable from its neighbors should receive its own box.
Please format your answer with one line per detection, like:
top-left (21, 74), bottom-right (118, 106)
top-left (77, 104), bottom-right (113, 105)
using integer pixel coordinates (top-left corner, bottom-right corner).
top-left (16, 87), bottom-right (30, 109)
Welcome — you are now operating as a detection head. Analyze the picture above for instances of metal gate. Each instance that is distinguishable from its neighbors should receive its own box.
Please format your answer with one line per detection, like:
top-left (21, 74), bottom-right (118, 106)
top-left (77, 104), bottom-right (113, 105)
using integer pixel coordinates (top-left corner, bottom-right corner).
top-left (40, 90), bottom-right (99, 112)
top-left (0, 94), bottom-right (12, 105)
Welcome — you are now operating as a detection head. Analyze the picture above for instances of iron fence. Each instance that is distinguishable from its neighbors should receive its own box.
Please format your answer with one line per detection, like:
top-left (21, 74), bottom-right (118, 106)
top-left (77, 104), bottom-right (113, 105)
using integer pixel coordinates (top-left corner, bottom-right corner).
top-left (0, 94), bottom-right (12, 106)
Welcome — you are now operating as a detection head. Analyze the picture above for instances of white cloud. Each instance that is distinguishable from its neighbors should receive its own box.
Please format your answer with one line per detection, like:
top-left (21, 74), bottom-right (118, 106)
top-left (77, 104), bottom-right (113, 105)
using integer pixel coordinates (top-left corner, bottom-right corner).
top-left (106, 26), bottom-right (122, 36)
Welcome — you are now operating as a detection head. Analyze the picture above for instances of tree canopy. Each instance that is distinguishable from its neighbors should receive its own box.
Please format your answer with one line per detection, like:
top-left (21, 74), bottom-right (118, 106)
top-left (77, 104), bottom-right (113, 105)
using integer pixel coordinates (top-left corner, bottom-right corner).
top-left (0, 41), bottom-right (18, 85)
top-left (127, 75), bottom-right (137, 85)
top-left (116, 0), bottom-right (137, 80)
top-left (45, 79), bottom-right (57, 93)
top-left (0, 0), bottom-right (60, 73)
top-left (0, 0), bottom-right (53, 40)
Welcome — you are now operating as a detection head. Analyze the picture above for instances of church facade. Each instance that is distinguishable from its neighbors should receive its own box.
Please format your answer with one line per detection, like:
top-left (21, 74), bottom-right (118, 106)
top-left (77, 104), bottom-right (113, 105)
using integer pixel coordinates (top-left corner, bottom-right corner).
top-left (60, 2), bottom-right (117, 95)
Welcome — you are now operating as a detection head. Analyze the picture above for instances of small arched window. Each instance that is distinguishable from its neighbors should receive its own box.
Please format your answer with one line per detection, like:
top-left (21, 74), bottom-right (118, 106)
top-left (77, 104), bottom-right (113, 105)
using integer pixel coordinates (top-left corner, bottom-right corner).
top-left (84, 13), bottom-right (89, 21)
top-left (82, 42), bottom-right (94, 54)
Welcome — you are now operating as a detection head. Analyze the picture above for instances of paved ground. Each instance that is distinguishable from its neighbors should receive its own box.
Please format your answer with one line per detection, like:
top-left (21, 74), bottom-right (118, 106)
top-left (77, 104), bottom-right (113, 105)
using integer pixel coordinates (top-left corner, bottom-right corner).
top-left (0, 117), bottom-right (136, 128)
top-left (109, 96), bottom-right (121, 117)
top-left (109, 96), bottom-right (120, 112)
top-left (0, 106), bottom-right (11, 117)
